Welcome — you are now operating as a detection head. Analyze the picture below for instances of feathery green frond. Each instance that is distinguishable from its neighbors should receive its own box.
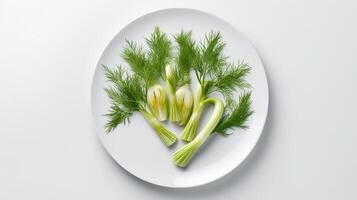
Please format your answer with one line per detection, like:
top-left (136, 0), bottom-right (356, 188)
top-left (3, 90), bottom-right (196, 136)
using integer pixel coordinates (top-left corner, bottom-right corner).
top-left (175, 30), bottom-right (197, 84)
top-left (201, 32), bottom-right (226, 71)
top-left (193, 31), bottom-right (228, 93)
top-left (104, 104), bottom-right (132, 133)
top-left (122, 40), bottom-right (159, 87)
top-left (102, 64), bottom-right (124, 83)
top-left (103, 65), bottom-right (146, 132)
top-left (210, 61), bottom-right (251, 98)
top-left (104, 65), bottom-right (146, 109)
top-left (122, 41), bottom-right (147, 77)
top-left (200, 31), bottom-right (227, 76)
top-left (214, 91), bottom-right (254, 135)
top-left (146, 27), bottom-right (172, 78)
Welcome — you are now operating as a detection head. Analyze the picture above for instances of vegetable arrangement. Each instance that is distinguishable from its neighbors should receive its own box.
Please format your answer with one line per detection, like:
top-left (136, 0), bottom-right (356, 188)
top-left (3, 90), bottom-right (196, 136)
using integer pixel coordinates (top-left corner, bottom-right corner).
top-left (103, 27), bottom-right (253, 168)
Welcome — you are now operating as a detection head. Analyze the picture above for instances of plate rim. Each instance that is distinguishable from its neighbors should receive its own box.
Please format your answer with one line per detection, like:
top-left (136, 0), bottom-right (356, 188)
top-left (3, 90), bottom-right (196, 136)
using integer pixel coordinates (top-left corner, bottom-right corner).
top-left (91, 7), bottom-right (269, 188)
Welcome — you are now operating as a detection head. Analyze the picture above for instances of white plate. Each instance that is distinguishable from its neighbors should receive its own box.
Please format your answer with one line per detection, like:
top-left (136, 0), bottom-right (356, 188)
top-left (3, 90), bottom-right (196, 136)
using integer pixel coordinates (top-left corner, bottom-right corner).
top-left (91, 8), bottom-right (269, 188)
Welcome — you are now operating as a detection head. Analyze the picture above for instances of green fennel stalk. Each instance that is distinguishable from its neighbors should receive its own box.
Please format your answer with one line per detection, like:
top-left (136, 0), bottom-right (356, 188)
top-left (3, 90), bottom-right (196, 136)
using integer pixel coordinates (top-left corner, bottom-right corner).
top-left (173, 92), bottom-right (253, 167)
top-left (165, 64), bottom-right (181, 122)
top-left (173, 98), bottom-right (224, 167)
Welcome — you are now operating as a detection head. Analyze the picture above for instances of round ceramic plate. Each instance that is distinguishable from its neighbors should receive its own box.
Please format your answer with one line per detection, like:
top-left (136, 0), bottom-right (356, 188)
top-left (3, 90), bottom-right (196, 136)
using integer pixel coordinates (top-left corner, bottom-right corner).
top-left (91, 8), bottom-right (269, 188)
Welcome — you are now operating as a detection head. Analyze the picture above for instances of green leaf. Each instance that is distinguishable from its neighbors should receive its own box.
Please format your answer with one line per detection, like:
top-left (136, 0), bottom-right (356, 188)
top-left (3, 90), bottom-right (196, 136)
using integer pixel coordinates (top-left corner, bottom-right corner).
top-left (214, 91), bottom-right (254, 135)
top-left (193, 31), bottom-right (228, 93)
top-left (145, 27), bottom-right (172, 78)
top-left (104, 104), bottom-right (132, 133)
top-left (200, 31), bottom-right (227, 75)
top-left (103, 65), bottom-right (146, 132)
top-left (122, 40), bottom-right (158, 87)
top-left (212, 61), bottom-right (251, 98)
top-left (122, 41), bottom-right (147, 77)
top-left (175, 30), bottom-right (197, 84)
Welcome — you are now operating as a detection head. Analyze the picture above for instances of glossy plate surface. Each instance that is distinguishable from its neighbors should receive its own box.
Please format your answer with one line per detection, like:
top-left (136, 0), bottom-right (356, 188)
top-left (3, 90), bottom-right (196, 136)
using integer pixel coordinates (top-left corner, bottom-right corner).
top-left (91, 8), bottom-right (269, 188)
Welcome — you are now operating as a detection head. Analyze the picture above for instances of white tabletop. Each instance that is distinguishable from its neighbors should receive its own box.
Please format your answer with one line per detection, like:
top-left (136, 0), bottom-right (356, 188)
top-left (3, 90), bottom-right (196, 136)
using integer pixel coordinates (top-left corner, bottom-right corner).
top-left (1, 0), bottom-right (356, 199)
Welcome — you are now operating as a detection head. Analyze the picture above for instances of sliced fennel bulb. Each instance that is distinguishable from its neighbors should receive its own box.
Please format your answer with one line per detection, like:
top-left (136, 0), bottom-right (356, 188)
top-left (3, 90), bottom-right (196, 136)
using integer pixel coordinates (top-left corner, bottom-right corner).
top-left (176, 84), bottom-right (193, 125)
top-left (147, 84), bottom-right (168, 121)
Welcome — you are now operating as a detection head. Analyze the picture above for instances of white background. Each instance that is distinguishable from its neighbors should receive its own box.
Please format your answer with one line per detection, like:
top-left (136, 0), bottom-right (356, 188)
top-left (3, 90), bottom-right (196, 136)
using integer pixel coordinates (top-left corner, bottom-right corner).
top-left (0, 0), bottom-right (356, 199)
